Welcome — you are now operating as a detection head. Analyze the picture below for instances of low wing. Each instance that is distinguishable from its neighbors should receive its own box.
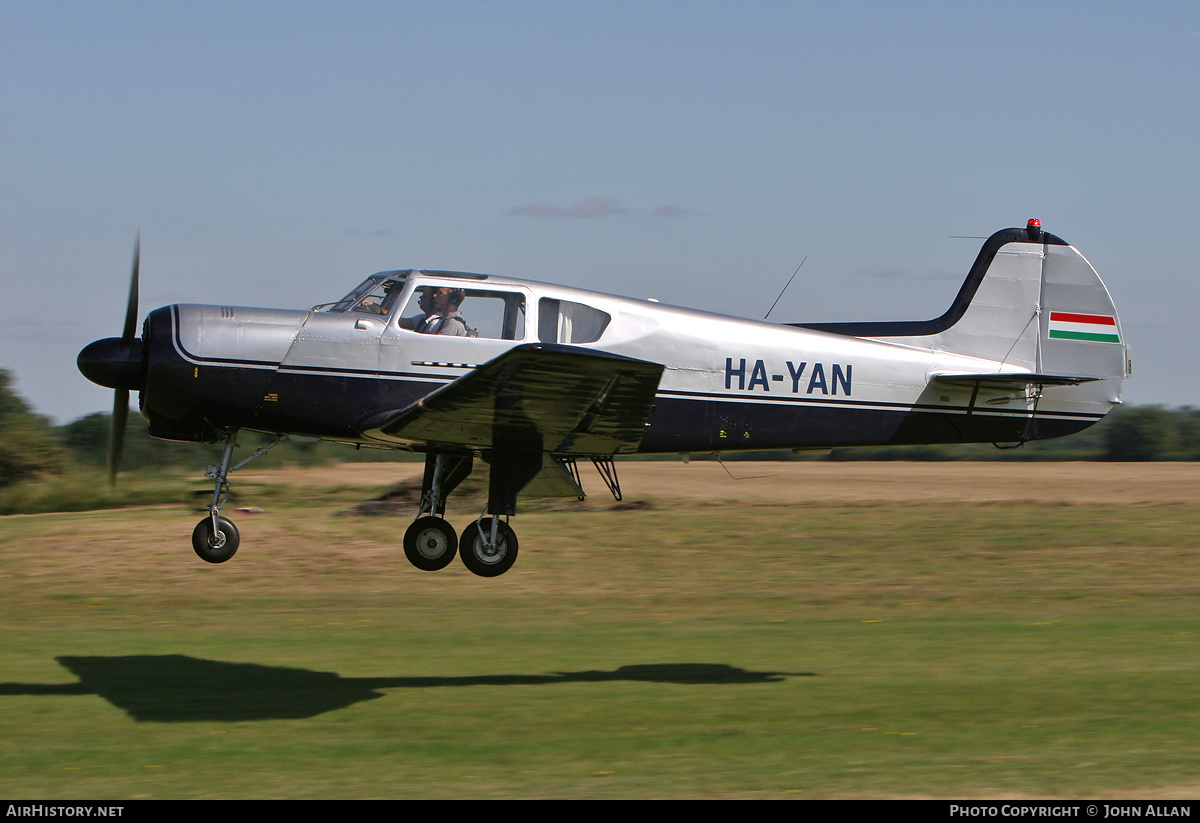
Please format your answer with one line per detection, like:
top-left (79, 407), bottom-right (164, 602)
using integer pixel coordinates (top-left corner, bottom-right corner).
top-left (363, 343), bottom-right (665, 456)
top-left (931, 372), bottom-right (1101, 390)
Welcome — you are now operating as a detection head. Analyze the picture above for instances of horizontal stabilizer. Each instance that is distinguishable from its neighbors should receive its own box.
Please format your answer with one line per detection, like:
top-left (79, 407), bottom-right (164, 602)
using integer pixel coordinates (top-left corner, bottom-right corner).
top-left (931, 372), bottom-right (1101, 390)
top-left (364, 343), bottom-right (664, 454)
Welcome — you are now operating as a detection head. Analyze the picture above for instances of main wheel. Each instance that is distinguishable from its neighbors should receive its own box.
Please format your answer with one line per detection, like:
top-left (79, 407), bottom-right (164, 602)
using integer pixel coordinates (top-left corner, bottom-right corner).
top-left (403, 516), bottom-right (458, 571)
top-left (459, 518), bottom-right (518, 577)
top-left (192, 516), bottom-right (240, 564)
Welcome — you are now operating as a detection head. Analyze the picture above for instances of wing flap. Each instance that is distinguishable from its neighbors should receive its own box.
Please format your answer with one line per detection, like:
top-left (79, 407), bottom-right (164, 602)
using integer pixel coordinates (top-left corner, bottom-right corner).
top-left (520, 455), bottom-right (587, 499)
top-left (365, 343), bottom-right (664, 455)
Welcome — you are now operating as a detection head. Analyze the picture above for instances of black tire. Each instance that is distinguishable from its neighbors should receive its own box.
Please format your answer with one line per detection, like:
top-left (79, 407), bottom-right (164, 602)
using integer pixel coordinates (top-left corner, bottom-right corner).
top-left (459, 518), bottom-right (518, 577)
top-left (403, 516), bottom-right (458, 571)
top-left (192, 516), bottom-right (240, 564)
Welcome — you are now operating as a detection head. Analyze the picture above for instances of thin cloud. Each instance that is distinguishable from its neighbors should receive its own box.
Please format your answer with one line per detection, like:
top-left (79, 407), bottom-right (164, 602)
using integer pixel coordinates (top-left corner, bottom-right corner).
top-left (510, 197), bottom-right (631, 218)
top-left (651, 205), bottom-right (693, 216)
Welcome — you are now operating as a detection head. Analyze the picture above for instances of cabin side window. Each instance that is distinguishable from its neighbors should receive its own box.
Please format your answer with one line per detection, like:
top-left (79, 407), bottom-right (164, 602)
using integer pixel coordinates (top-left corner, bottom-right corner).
top-left (538, 298), bottom-right (611, 344)
top-left (396, 286), bottom-right (526, 340)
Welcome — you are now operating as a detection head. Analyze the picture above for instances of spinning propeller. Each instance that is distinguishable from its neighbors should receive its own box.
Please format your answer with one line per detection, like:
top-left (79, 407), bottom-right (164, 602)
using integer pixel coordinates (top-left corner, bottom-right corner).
top-left (76, 236), bottom-right (147, 487)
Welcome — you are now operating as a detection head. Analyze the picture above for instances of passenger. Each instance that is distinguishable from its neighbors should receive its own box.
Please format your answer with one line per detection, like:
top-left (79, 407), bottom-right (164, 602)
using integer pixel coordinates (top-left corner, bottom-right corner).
top-left (398, 287), bottom-right (433, 329)
top-left (402, 287), bottom-right (469, 335)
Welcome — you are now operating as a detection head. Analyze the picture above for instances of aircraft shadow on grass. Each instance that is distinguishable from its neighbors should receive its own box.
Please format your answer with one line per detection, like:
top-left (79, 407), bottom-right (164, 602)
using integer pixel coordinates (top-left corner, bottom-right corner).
top-left (0, 655), bottom-right (812, 722)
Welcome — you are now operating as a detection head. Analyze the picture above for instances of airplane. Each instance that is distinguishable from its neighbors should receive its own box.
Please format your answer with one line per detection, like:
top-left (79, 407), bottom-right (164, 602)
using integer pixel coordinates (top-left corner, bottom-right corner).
top-left (77, 219), bottom-right (1129, 577)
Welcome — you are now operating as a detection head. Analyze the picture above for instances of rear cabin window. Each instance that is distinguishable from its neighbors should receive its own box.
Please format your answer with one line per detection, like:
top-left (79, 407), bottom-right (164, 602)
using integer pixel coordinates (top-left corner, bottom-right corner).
top-left (537, 298), bottom-right (610, 344)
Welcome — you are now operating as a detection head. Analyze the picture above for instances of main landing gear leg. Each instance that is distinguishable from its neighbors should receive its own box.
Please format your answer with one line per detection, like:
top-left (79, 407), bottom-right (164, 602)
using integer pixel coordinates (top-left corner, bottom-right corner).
top-left (191, 430), bottom-right (286, 564)
top-left (457, 451), bottom-right (539, 578)
top-left (403, 453), bottom-right (472, 571)
top-left (459, 515), bottom-right (518, 577)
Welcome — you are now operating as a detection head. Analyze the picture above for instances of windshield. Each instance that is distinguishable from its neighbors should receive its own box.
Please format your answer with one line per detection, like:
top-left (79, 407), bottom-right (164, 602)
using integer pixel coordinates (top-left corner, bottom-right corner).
top-left (320, 272), bottom-right (410, 313)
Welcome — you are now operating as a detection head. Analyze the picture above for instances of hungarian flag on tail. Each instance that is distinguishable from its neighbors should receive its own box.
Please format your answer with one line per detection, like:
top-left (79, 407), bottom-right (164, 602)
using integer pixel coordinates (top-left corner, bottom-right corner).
top-left (1048, 311), bottom-right (1120, 343)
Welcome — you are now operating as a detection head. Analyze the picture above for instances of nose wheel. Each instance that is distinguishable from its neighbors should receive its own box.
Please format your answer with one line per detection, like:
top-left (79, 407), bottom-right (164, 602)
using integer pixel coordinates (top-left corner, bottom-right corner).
top-left (192, 515), bottom-right (240, 564)
top-left (403, 516), bottom-right (458, 571)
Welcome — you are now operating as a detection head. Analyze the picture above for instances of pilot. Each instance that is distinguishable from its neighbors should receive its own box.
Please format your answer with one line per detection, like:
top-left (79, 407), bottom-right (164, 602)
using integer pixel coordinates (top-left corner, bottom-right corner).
top-left (356, 280), bottom-right (402, 315)
top-left (401, 287), bottom-right (469, 335)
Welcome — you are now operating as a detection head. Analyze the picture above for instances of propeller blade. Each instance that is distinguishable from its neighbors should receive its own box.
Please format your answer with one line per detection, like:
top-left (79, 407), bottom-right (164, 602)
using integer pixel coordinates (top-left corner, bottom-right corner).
top-left (109, 235), bottom-right (139, 488)
top-left (107, 389), bottom-right (129, 489)
top-left (122, 234), bottom-right (140, 343)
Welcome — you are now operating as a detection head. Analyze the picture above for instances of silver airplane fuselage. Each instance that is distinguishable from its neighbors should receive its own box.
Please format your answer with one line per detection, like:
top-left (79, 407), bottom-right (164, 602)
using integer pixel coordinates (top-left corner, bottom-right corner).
top-left (136, 233), bottom-right (1124, 453)
top-left (76, 223), bottom-right (1130, 574)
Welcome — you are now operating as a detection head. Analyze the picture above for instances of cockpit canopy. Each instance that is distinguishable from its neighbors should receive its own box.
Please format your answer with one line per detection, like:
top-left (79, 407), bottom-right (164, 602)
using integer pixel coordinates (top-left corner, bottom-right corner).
top-left (320, 270), bottom-right (490, 314)
top-left (318, 269), bottom-right (611, 345)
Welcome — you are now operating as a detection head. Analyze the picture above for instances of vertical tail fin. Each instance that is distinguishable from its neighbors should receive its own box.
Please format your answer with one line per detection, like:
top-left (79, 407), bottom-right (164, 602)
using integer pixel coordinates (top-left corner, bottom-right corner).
top-left (796, 221), bottom-right (1123, 386)
top-left (791, 221), bottom-right (1129, 412)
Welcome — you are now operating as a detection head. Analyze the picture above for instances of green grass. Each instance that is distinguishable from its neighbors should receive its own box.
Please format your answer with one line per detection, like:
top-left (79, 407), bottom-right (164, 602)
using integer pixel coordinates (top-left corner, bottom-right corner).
top-left (1, 479), bottom-right (1198, 798)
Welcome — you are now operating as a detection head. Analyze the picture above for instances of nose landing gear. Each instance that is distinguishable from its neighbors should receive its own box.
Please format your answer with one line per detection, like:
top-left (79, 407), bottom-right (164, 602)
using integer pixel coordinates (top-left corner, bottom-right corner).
top-left (191, 431), bottom-right (285, 564)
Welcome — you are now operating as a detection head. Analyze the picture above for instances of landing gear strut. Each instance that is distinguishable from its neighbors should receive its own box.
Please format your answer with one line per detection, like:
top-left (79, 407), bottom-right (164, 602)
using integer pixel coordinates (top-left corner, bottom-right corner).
top-left (402, 453), bottom-right (472, 572)
top-left (402, 450), bottom-right (536, 577)
top-left (192, 430), bottom-right (285, 564)
top-left (452, 449), bottom-right (539, 577)
top-left (400, 450), bottom-right (621, 577)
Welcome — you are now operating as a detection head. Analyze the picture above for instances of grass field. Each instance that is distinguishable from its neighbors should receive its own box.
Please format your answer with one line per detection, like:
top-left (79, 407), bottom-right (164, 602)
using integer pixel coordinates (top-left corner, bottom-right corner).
top-left (2, 462), bottom-right (1198, 799)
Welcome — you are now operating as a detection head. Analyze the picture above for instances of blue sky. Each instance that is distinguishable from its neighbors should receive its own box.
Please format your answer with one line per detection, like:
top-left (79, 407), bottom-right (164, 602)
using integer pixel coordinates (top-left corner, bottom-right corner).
top-left (2, 1), bottom-right (1197, 423)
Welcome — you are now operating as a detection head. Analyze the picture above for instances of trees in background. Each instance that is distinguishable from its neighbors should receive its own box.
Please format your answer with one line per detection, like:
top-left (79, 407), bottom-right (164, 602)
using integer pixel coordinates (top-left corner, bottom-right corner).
top-left (3, 365), bottom-right (1200, 479)
top-left (1103, 405), bottom-right (1200, 461)
top-left (44, 403), bottom-right (1200, 466)
top-left (820, 404), bottom-right (1200, 462)
top-left (55, 403), bottom-right (1200, 464)
top-left (0, 370), bottom-right (65, 487)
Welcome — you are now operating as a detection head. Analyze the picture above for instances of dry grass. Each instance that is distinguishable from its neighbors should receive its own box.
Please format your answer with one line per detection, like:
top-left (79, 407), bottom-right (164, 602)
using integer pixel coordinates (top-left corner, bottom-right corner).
top-left (236, 459), bottom-right (1200, 507)
top-left (6, 461), bottom-right (1199, 613)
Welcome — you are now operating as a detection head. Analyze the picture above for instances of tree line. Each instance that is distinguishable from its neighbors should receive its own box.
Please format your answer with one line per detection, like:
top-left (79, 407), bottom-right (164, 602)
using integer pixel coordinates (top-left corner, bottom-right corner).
top-left (2, 368), bottom-right (1198, 490)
